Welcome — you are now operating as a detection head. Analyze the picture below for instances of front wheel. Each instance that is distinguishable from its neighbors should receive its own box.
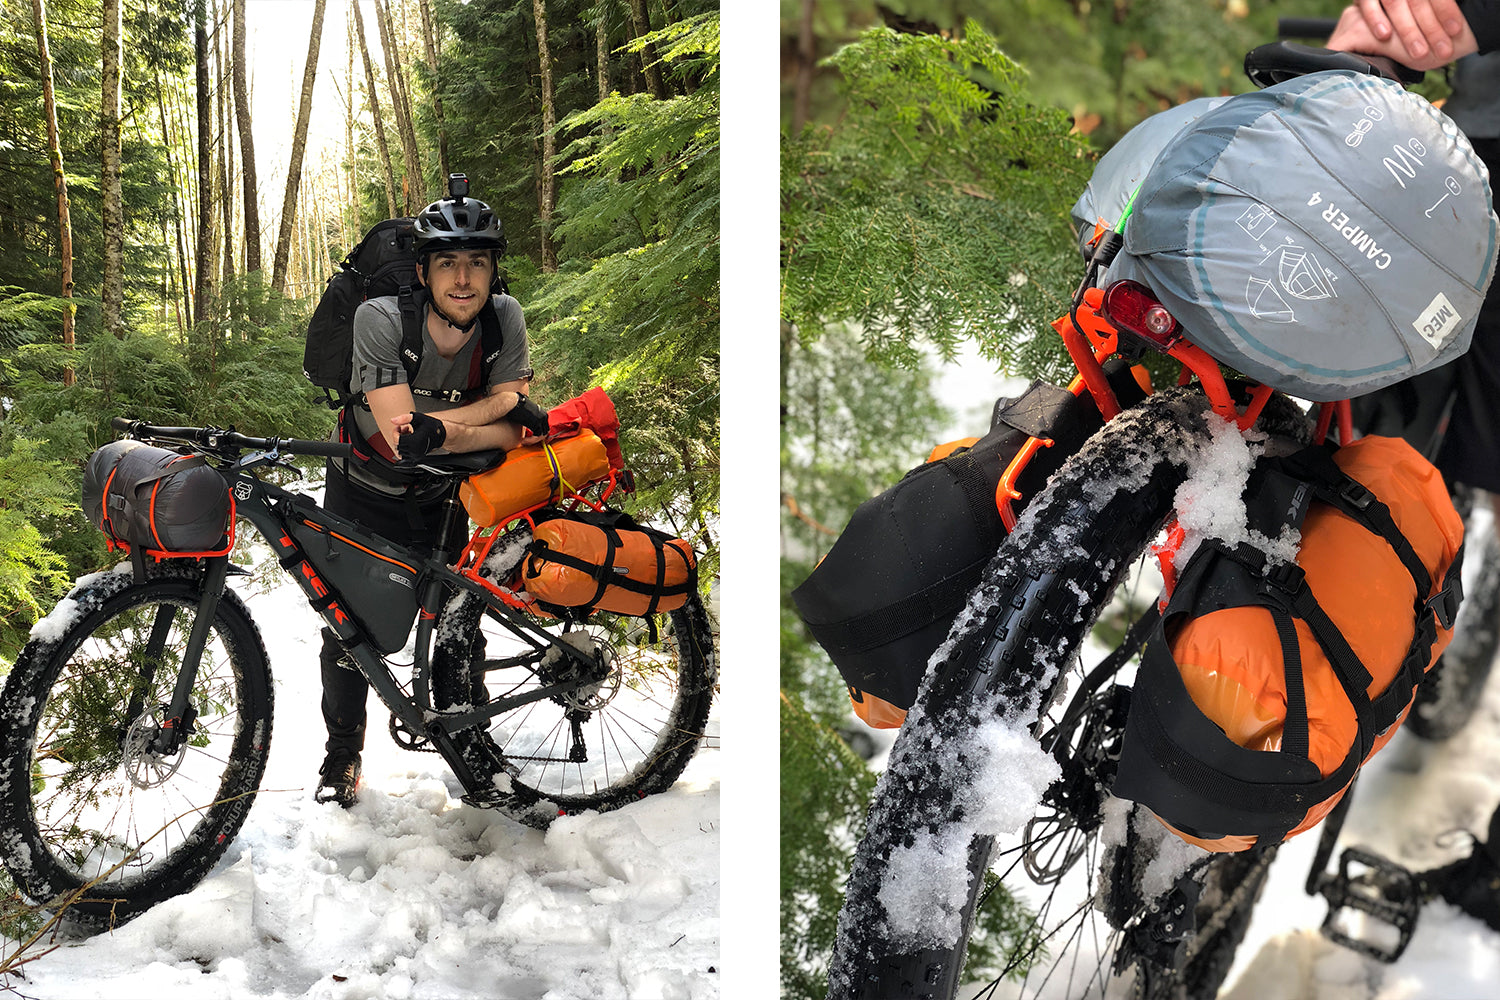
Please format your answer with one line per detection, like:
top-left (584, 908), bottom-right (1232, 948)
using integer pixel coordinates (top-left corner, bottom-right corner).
top-left (0, 566), bottom-right (273, 925)
top-left (829, 388), bottom-right (1309, 1000)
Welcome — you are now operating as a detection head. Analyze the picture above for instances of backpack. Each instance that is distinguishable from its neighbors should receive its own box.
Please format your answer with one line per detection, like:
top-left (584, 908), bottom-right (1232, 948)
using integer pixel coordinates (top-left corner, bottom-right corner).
top-left (303, 217), bottom-right (509, 411)
top-left (791, 359), bottom-right (1149, 730)
top-left (1113, 436), bottom-right (1464, 852)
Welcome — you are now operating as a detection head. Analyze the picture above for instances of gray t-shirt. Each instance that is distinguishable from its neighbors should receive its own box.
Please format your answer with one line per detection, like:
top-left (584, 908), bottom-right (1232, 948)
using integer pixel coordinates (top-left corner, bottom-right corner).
top-left (346, 292), bottom-right (531, 494)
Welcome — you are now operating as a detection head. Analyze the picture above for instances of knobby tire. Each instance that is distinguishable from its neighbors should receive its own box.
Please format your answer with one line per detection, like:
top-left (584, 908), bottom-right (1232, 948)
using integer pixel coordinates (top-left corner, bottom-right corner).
top-left (0, 566), bottom-right (272, 925)
top-left (829, 388), bottom-right (1308, 1000)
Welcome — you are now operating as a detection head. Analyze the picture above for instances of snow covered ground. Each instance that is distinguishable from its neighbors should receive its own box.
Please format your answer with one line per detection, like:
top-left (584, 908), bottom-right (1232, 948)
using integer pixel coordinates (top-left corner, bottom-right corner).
top-left (0, 539), bottom-right (723, 1000)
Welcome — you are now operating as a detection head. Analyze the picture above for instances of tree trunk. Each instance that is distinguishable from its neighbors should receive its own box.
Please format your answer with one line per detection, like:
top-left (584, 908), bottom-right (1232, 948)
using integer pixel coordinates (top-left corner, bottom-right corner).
top-left (792, 0), bottom-right (814, 134)
top-left (533, 0), bottom-right (557, 272)
top-left (216, 5), bottom-right (235, 299)
top-left (156, 71), bottom-right (193, 330)
top-left (344, 12), bottom-right (360, 242)
top-left (625, 0), bottom-right (665, 100)
top-left (232, 0), bottom-right (261, 273)
top-left (31, 0), bottom-right (73, 385)
top-left (101, 0), bottom-right (124, 339)
top-left (352, 0), bottom-right (398, 218)
top-left (375, 0), bottom-right (423, 210)
top-left (195, 0), bottom-right (216, 322)
top-left (418, 0), bottom-right (450, 183)
top-left (271, 0), bottom-right (327, 296)
top-left (595, 3), bottom-right (612, 103)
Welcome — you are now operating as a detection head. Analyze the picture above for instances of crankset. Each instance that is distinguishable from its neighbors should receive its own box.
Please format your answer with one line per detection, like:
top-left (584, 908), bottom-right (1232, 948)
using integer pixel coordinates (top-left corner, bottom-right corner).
top-left (389, 713), bottom-right (434, 752)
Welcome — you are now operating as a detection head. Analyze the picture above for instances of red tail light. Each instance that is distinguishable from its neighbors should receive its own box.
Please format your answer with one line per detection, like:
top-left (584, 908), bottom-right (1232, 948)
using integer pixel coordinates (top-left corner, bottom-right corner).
top-left (1102, 280), bottom-right (1181, 348)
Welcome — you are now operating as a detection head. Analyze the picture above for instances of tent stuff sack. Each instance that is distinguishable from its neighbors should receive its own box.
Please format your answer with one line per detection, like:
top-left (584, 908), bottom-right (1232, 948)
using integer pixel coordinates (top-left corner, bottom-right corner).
top-left (284, 505), bottom-right (422, 654)
top-left (791, 361), bottom-right (1149, 730)
top-left (82, 440), bottom-right (231, 554)
top-left (519, 510), bottom-right (696, 617)
top-left (1098, 70), bottom-right (1497, 401)
top-left (1112, 435), bottom-right (1464, 852)
top-left (459, 431), bottom-right (612, 528)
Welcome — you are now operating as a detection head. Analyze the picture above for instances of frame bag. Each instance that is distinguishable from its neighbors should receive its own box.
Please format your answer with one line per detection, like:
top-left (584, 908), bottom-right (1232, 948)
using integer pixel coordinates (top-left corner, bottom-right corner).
top-left (82, 440), bottom-right (230, 554)
top-left (792, 361), bottom-right (1148, 729)
top-left (1113, 436), bottom-right (1464, 851)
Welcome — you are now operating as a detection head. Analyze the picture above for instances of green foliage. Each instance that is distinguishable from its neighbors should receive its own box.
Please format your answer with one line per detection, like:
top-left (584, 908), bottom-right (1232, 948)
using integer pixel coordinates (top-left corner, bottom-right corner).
top-left (779, 323), bottom-right (950, 721)
top-left (780, 691), bottom-right (877, 1000)
top-left (528, 11), bottom-right (721, 577)
top-left (782, 22), bottom-right (1092, 384)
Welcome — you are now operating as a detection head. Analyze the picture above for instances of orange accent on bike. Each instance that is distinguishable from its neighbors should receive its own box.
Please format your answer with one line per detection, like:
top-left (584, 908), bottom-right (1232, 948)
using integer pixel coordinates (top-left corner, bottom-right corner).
top-left (296, 520), bottom-right (418, 575)
top-left (107, 495), bottom-right (239, 561)
top-left (849, 687), bottom-right (909, 729)
top-left (996, 436), bottom-right (1054, 533)
top-left (1152, 521), bottom-right (1187, 609)
top-left (1054, 289), bottom-right (1123, 421)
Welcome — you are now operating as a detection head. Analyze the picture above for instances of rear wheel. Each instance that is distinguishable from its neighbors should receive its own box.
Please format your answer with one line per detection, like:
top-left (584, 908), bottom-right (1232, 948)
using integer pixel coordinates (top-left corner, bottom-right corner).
top-left (829, 388), bottom-right (1306, 1000)
top-left (1407, 486), bottom-right (1500, 741)
top-left (0, 567), bottom-right (272, 924)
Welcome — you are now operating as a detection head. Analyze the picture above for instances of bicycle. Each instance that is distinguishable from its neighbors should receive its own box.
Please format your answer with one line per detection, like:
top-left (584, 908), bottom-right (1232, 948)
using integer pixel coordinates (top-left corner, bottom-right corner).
top-left (824, 39), bottom-right (1497, 1000)
top-left (0, 417), bottom-right (716, 926)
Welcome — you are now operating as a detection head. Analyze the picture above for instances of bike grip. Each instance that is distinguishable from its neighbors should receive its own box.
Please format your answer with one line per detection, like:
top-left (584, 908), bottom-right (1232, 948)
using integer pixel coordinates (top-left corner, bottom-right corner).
top-left (110, 416), bottom-right (137, 433)
top-left (1278, 17), bottom-right (1337, 39)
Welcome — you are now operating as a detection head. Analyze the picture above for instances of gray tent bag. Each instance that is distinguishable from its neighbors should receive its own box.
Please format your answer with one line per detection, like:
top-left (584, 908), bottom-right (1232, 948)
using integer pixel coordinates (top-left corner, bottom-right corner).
top-left (1071, 96), bottom-right (1230, 256)
top-left (1100, 71), bottom-right (1497, 401)
top-left (83, 440), bottom-right (231, 553)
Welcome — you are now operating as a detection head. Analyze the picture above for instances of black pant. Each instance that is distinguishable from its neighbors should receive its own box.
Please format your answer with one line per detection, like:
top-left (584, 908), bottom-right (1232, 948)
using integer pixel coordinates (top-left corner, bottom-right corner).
top-left (1437, 137), bottom-right (1500, 494)
top-left (318, 463), bottom-right (477, 755)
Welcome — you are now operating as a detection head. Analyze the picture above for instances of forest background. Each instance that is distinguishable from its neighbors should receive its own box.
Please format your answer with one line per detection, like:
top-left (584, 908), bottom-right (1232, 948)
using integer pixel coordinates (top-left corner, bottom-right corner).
top-left (0, 0), bottom-right (721, 665)
top-left (777, 0), bottom-right (1401, 995)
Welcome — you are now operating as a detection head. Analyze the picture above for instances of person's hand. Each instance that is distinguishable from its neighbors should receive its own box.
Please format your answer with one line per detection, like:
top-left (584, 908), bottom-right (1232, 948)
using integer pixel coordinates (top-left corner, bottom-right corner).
top-left (1352, 0), bottom-right (1465, 62)
top-left (395, 410), bottom-right (447, 461)
top-left (1328, 1), bottom-right (1476, 71)
top-left (506, 394), bottom-right (551, 437)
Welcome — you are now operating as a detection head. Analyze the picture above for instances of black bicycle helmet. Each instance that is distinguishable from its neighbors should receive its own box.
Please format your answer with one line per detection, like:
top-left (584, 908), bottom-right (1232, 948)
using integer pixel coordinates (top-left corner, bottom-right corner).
top-left (413, 174), bottom-right (507, 258)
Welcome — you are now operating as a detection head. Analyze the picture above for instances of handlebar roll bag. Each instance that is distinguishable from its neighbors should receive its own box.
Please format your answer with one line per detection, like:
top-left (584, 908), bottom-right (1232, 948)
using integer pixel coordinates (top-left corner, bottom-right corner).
top-left (83, 440), bottom-right (231, 553)
top-left (1098, 71), bottom-right (1497, 401)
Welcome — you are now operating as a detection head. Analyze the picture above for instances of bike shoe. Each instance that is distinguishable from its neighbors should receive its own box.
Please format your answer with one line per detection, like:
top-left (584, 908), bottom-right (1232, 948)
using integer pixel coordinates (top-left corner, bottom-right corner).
top-left (315, 749), bottom-right (362, 808)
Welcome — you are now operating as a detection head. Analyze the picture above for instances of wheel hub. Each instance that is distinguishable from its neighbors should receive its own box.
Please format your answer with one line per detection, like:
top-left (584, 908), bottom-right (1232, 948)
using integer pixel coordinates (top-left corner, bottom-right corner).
top-left (121, 706), bottom-right (187, 789)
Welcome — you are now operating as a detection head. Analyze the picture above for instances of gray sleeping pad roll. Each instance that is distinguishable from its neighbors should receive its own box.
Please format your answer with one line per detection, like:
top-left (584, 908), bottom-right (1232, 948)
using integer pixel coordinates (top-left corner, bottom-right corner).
top-left (1100, 70), bottom-right (1497, 401)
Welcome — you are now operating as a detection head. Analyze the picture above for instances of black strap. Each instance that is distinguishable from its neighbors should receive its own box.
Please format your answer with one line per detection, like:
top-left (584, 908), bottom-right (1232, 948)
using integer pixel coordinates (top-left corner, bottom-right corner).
top-left (399, 289), bottom-right (505, 403)
top-left (1272, 607), bottom-right (1310, 761)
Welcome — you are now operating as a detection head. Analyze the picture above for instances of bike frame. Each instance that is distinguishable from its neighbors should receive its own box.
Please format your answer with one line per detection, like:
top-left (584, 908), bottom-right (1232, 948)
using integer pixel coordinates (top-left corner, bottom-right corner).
top-left (119, 436), bottom-right (615, 798)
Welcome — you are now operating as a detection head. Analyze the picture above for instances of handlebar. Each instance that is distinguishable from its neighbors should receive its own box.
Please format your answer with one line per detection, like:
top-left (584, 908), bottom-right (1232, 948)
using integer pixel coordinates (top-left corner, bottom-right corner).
top-left (1245, 40), bottom-right (1425, 89)
top-left (111, 417), bottom-right (353, 459)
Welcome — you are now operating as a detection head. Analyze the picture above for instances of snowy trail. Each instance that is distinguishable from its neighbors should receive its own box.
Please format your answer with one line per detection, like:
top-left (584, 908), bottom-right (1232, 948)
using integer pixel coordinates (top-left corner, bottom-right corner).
top-left (2, 546), bottom-right (721, 1000)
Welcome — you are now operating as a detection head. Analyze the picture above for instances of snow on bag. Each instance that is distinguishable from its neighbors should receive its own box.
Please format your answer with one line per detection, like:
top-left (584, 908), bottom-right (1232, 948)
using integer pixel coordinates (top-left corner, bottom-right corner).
top-left (1096, 71), bottom-right (1496, 400)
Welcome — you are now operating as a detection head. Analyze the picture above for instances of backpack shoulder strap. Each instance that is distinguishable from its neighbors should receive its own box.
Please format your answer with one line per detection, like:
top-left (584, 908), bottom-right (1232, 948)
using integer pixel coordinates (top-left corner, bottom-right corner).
top-left (477, 297), bottom-right (505, 385)
top-left (398, 285), bottom-right (426, 387)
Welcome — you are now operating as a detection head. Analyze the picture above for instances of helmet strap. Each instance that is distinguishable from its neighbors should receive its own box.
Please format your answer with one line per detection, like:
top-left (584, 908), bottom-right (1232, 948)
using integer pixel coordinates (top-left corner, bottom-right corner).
top-left (427, 297), bottom-right (481, 336)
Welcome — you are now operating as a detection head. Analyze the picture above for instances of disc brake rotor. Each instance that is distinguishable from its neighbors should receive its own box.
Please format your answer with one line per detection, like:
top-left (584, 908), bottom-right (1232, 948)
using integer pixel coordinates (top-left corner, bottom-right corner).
top-left (121, 706), bottom-right (186, 789)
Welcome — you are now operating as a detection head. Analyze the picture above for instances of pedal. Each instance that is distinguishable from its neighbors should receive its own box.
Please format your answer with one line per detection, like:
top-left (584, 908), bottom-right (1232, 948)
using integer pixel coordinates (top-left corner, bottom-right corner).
top-left (1313, 846), bottom-right (1420, 962)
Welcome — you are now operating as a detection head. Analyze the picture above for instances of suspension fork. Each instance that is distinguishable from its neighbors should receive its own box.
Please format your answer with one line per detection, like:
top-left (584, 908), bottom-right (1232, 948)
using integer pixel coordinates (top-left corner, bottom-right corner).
top-left (146, 556), bottom-right (230, 754)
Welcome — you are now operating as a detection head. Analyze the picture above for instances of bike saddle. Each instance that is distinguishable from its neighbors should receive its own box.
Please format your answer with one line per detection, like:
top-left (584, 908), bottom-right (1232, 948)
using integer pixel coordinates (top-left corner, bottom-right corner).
top-left (401, 447), bottom-right (507, 478)
top-left (1244, 41), bottom-right (1423, 89)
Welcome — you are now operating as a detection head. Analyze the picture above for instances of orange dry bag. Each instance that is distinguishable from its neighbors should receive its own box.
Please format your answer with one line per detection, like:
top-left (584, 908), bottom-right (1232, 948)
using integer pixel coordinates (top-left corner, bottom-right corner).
top-left (460, 432), bottom-right (612, 527)
top-left (1113, 436), bottom-right (1464, 852)
top-left (521, 511), bottom-right (697, 617)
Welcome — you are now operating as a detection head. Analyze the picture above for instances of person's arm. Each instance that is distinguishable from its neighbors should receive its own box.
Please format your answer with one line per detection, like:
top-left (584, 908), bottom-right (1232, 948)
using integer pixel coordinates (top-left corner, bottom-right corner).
top-left (1328, 1), bottom-right (1480, 69)
top-left (388, 379), bottom-right (532, 455)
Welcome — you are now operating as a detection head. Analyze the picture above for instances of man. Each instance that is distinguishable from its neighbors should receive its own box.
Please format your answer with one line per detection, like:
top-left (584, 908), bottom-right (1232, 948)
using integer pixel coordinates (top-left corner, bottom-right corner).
top-left (1329, 0), bottom-right (1500, 933)
top-left (316, 186), bottom-right (549, 807)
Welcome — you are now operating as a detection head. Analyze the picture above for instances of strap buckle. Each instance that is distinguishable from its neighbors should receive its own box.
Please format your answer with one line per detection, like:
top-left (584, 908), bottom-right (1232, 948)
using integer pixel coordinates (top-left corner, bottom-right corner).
top-left (1262, 558), bottom-right (1306, 594)
top-left (1426, 571), bottom-right (1464, 631)
top-left (1336, 478), bottom-right (1376, 510)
